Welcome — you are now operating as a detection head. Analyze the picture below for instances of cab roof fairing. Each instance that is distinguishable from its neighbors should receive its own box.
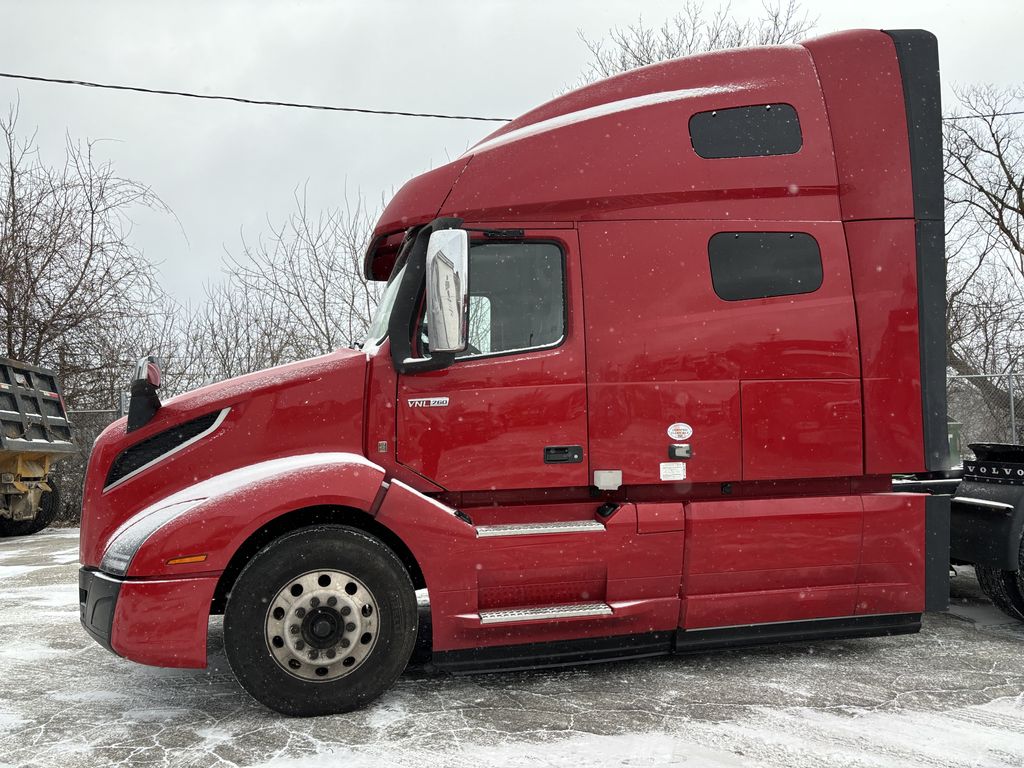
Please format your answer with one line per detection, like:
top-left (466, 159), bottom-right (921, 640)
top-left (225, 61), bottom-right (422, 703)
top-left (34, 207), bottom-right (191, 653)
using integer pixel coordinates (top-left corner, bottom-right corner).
top-left (366, 31), bottom-right (902, 280)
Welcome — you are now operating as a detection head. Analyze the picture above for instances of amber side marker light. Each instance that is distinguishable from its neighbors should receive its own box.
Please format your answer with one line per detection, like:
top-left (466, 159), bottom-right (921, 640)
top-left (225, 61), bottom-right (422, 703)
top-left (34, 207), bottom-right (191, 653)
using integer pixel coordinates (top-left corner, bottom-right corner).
top-left (166, 554), bottom-right (208, 566)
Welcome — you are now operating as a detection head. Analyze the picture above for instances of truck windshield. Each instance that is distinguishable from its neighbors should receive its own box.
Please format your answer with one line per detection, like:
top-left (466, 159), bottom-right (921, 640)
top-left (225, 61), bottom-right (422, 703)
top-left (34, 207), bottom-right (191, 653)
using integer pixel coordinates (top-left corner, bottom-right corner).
top-left (362, 263), bottom-right (407, 352)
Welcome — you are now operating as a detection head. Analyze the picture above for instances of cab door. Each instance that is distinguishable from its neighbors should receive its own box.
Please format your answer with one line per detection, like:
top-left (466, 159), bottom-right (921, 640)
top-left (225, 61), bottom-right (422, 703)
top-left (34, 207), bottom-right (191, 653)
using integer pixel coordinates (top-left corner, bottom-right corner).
top-left (396, 229), bottom-right (588, 491)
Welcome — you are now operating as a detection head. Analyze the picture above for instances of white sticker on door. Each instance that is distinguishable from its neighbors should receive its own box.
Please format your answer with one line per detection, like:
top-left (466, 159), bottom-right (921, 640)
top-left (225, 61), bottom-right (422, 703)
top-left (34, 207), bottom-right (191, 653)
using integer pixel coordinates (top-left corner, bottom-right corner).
top-left (667, 422), bottom-right (693, 440)
top-left (659, 462), bottom-right (687, 481)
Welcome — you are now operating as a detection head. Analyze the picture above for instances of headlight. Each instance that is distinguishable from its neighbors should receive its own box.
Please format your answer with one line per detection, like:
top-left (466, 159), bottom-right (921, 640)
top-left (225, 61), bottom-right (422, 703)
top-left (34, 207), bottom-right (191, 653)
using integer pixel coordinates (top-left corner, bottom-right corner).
top-left (100, 497), bottom-right (206, 576)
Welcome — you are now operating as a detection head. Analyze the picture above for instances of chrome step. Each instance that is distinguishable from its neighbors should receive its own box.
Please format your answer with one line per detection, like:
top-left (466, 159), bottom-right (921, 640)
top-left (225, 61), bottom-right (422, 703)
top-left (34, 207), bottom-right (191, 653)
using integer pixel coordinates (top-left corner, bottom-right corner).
top-left (478, 602), bottom-right (613, 625)
top-left (475, 520), bottom-right (605, 538)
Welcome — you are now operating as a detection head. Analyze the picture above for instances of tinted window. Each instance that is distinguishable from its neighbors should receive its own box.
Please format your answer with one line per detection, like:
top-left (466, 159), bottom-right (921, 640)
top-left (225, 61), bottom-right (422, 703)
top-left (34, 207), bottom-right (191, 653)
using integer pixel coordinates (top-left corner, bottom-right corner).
top-left (689, 104), bottom-right (802, 158)
top-left (460, 241), bottom-right (565, 358)
top-left (708, 232), bottom-right (822, 301)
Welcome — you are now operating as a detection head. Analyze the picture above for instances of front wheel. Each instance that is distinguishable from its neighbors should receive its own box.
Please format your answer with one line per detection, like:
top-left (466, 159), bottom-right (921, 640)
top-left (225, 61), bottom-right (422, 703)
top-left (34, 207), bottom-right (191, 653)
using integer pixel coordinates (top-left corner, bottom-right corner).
top-left (224, 525), bottom-right (418, 716)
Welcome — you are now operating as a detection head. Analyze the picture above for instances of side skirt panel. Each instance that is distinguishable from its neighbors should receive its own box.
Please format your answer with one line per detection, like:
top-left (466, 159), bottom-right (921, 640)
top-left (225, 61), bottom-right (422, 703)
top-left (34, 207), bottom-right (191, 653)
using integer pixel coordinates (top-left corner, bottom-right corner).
top-left (433, 631), bottom-right (674, 675)
top-left (432, 613), bottom-right (922, 675)
top-left (675, 613), bottom-right (920, 653)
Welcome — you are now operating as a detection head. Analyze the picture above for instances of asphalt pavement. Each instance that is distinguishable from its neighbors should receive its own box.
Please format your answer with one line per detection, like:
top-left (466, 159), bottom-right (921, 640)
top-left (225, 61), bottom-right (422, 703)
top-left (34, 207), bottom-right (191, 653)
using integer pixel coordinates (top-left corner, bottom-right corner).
top-left (1, 529), bottom-right (1022, 768)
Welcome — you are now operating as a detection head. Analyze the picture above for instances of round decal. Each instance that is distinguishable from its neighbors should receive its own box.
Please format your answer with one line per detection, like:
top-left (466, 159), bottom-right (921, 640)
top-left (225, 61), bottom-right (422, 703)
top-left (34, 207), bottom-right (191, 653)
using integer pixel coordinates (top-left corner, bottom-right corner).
top-left (667, 422), bottom-right (693, 441)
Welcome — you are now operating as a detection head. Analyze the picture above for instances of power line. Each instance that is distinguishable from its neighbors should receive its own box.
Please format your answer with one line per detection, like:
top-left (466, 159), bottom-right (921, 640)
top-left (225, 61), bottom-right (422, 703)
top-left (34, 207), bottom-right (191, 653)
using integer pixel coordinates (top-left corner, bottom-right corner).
top-left (943, 111), bottom-right (1024, 122)
top-left (1, 70), bottom-right (1022, 124)
top-left (0, 71), bottom-right (513, 123)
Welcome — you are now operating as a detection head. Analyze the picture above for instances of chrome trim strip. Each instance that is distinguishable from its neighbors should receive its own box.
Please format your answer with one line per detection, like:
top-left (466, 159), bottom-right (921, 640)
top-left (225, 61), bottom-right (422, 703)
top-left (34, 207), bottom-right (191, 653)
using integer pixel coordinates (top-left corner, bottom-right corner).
top-left (892, 478), bottom-right (961, 486)
top-left (103, 407), bottom-right (231, 493)
top-left (478, 603), bottom-right (613, 625)
top-left (468, 84), bottom-right (742, 155)
top-left (475, 520), bottom-right (605, 538)
top-left (952, 496), bottom-right (1015, 511)
top-left (101, 451), bottom-right (382, 575)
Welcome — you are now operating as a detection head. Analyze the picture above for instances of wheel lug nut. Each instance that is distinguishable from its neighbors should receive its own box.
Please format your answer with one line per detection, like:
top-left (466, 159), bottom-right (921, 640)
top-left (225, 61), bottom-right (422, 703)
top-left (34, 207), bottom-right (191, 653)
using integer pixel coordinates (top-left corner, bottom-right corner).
top-left (340, 638), bottom-right (350, 648)
top-left (341, 606), bottom-right (351, 616)
top-left (295, 607), bottom-right (306, 618)
top-left (295, 640), bottom-right (305, 651)
top-left (327, 596), bottom-right (337, 607)
top-left (326, 649), bottom-right (336, 659)
top-left (289, 625), bottom-right (299, 634)
top-left (310, 597), bottom-right (320, 608)
top-left (346, 622), bottom-right (356, 632)
top-left (308, 650), bottom-right (319, 660)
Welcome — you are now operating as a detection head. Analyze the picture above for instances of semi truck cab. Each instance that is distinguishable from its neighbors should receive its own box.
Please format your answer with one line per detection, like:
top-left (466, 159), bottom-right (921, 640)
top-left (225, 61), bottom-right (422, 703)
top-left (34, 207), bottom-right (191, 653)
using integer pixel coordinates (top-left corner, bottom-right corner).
top-left (79, 28), bottom-right (951, 716)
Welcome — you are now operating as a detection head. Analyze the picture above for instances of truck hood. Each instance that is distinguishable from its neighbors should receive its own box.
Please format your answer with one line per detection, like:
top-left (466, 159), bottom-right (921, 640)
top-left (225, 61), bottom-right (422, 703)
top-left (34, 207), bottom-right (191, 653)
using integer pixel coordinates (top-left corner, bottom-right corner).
top-left (80, 348), bottom-right (370, 567)
top-left (159, 348), bottom-right (366, 420)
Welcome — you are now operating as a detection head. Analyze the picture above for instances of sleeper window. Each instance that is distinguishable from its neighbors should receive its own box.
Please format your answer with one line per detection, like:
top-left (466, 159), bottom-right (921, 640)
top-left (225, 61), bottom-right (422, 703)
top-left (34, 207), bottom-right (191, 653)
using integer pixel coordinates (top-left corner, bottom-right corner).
top-left (708, 232), bottom-right (823, 301)
top-left (689, 103), bottom-right (802, 158)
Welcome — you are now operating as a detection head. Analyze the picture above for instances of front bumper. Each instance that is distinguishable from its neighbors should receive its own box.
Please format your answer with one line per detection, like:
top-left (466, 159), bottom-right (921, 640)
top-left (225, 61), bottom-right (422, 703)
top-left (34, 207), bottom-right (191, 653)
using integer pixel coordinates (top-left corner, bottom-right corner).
top-left (79, 568), bottom-right (121, 652)
top-left (78, 566), bottom-right (220, 668)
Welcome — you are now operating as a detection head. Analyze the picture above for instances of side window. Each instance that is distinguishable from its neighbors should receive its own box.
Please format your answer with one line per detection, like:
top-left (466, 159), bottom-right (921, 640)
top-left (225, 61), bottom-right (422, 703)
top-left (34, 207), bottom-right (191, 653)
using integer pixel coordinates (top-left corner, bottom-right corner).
top-left (459, 241), bottom-right (565, 358)
top-left (467, 295), bottom-right (492, 355)
top-left (708, 232), bottom-right (822, 301)
top-left (689, 103), bottom-right (802, 158)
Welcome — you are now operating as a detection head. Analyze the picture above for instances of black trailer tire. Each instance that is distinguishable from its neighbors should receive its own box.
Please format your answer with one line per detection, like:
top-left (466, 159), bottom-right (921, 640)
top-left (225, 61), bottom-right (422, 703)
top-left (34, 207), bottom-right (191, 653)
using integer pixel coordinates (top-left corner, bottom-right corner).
top-left (0, 480), bottom-right (61, 537)
top-left (1016, 533), bottom-right (1024, 614)
top-left (975, 562), bottom-right (1024, 622)
top-left (224, 525), bottom-right (417, 716)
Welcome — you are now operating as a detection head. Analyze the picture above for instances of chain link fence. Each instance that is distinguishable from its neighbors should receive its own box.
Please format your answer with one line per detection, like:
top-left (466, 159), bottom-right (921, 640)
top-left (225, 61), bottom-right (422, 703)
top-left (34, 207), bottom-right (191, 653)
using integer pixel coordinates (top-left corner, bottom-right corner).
top-left (52, 409), bottom-right (119, 525)
top-left (947, 372), bottom-right (1020, 460)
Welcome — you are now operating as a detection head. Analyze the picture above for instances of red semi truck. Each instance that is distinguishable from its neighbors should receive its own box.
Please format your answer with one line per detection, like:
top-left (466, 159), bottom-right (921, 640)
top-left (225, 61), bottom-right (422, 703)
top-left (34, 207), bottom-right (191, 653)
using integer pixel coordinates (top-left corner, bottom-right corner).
top-left (79, 28), bottom-right (951, 716)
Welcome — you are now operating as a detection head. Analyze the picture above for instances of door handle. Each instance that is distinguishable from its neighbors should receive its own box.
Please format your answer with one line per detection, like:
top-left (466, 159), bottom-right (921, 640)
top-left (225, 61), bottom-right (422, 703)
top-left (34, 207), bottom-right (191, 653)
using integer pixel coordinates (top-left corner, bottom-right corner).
top-left (544, 445), bottom-right (583, 464)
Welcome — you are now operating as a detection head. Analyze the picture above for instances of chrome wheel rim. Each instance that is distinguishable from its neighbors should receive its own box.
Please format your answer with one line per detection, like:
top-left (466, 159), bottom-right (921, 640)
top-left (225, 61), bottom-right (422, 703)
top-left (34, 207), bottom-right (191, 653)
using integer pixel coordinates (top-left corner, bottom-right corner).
top-left (265, 569), bottom-right (379, 682)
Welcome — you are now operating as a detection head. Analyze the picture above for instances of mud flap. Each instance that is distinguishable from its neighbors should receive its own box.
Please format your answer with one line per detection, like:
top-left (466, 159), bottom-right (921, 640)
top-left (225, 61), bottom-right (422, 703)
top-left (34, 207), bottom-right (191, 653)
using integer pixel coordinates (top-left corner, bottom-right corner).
top-left (925, 494), bottom-right (951, 612)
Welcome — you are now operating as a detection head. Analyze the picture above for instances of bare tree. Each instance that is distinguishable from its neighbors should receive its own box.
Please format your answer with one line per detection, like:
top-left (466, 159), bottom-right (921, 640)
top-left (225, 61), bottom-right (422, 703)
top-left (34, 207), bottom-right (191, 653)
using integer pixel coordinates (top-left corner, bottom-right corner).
top-left (944, 85), bottom-right (1024, 440)
top-left (162, 187), bottom-right (382, 392)
top-left (575, 0), bottom-right (817, 85)
top-left (0, 103), bottom-right (167, 409)
top-left (225, 187), bottom-right (381, 357)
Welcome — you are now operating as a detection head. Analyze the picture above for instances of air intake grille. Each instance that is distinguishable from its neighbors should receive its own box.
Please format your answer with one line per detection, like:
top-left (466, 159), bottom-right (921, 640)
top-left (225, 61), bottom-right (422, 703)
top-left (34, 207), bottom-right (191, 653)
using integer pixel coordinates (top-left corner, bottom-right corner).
top-left (106, 411), bottom-right (222, 488)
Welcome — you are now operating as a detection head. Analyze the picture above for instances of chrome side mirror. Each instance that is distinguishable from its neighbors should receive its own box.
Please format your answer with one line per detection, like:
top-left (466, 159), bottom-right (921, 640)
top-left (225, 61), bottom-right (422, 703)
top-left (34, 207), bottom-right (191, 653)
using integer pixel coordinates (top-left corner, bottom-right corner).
top-left (425, 228), bottom-right (469, 353)
top-left (127, 355), bottom-right (162, 432)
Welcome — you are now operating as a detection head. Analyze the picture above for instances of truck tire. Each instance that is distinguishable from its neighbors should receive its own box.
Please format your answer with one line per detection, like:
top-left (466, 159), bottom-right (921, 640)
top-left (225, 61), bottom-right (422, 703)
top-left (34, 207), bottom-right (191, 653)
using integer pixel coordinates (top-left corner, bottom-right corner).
top-left (0, 480), bottom-right (61, 537)
top-left (975, 561), bottom-right (1024, 622)
top-left (223, 525), bottom-right (418, 716)
top-left (1017, 534), bottom-right (1024, 615)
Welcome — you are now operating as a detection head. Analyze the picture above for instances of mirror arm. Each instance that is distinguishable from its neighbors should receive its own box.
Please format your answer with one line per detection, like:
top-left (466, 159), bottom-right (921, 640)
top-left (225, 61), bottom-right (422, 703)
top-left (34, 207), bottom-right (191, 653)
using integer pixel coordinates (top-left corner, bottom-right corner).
top-left (388, 217), bottom-right (463, 375)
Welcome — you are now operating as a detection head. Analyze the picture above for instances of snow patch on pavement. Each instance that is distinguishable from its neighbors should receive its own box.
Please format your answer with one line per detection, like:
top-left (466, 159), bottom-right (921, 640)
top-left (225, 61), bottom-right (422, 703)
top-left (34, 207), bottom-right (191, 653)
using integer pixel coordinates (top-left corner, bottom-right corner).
top-left (0, 583), bottom-right (79, 607)
top-left (0, 639), bottom-right (62, 663)
top-left (0, 712), bottom-right (29, 732)
top-left (121, 708), bottom-right (193, 723)
top-left (241, 733), bottom-right (735, 768)
top-left (51, 690), bottom-right (133, 704)
top-left (50, 547), bottom-right (79, 564)
top-left (366, 700), bottom-right (411, 730)
top-left (0, 565), bottom-right (46, 580)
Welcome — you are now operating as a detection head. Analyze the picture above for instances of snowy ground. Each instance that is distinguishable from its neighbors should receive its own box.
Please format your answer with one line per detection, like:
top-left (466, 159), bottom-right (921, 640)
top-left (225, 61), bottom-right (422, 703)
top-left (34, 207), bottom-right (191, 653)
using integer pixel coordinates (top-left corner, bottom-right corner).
top-left (0, 530), bottom-right (1023, 768)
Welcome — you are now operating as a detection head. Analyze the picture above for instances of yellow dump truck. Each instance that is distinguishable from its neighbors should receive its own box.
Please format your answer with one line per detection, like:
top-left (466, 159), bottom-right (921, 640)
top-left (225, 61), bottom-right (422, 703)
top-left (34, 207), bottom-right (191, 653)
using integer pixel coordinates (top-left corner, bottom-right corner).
top-left (0, 358), bottom-right (75, 536)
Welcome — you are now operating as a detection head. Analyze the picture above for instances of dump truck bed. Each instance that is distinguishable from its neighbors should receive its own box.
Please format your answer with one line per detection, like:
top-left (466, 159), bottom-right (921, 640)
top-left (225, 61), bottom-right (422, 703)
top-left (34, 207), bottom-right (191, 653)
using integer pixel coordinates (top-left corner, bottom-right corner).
top-left (0, 357), bottom-right (75, 457)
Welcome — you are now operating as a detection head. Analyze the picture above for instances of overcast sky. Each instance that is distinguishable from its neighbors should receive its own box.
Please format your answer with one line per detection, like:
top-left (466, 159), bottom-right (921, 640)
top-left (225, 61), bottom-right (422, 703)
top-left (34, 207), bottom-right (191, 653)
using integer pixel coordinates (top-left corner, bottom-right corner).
top-left (1, 0), bottom-right (1021, 304)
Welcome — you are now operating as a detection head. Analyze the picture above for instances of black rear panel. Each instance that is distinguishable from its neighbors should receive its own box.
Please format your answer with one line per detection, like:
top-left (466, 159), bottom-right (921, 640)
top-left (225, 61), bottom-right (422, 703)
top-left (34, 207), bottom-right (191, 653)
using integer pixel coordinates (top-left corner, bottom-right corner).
top-left (0, 357), bottom-right (75, 454)
top-left (884, 30), bottom-right (948, 471)
top-left (925, 494), bottom-right (951, 611)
